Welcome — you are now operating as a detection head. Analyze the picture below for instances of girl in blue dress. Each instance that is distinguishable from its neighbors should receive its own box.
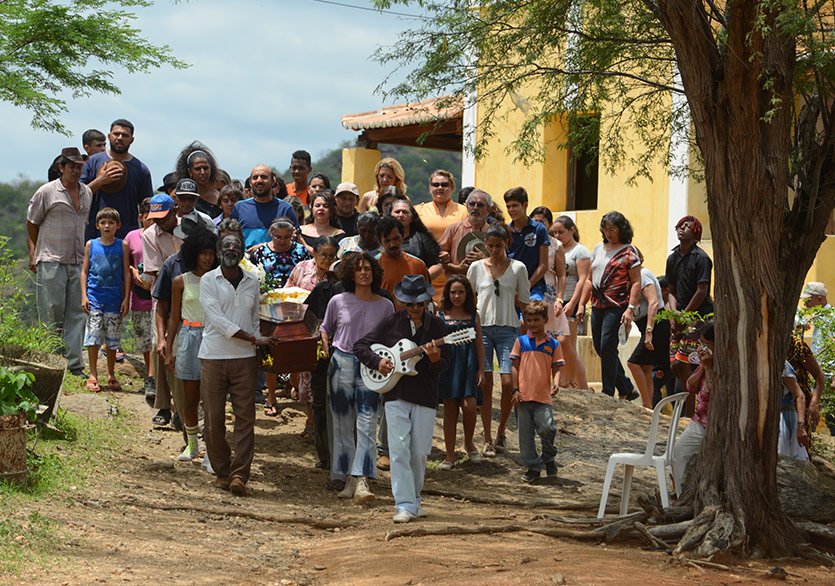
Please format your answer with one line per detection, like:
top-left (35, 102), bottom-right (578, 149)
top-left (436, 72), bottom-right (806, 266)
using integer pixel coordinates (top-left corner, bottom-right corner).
top-left (438, 275), bottom-right (484, 469)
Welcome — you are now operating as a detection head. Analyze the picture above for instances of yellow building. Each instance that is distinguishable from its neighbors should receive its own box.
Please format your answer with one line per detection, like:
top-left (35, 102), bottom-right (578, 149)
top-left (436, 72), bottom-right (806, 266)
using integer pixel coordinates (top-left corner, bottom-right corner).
top-left (341, 94), bottom-right (835, 292)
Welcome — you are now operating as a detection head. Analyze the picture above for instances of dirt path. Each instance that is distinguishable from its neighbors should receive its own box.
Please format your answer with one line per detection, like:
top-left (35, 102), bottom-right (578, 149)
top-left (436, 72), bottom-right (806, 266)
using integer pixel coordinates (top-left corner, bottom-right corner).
top-left (8, 358), bottom-right (835, 586)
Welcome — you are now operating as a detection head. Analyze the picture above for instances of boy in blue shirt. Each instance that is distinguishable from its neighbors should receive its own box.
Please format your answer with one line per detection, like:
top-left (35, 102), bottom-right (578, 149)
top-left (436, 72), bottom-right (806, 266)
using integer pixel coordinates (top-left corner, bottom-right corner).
top-left (81, 208), bottom-right (130, 392)
top-left (510, 300), bottom-right (565, 482)
top-left (503, 187), bottom-right (549, 300)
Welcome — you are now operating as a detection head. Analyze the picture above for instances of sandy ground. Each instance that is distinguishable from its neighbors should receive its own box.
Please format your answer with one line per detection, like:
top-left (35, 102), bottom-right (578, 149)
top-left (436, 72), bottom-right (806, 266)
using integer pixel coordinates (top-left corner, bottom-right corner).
top-left (6, 355), bottom-right (835, 586)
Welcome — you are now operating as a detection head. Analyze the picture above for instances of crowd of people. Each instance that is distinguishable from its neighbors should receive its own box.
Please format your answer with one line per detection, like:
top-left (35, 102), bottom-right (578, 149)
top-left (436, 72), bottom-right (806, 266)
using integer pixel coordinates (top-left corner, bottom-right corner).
top-left (25, 118), bottom-right (829, 520)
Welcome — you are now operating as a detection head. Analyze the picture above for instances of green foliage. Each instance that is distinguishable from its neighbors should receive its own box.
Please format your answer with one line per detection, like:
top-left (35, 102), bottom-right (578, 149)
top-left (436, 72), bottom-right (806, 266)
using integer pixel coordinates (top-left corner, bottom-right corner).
top-left (0, 177), bottom-right (39, 258)
top-left (0, 366), bottom-right (37, 421)
top-left (655, 309), bottom-right (713, 327)
top-left (0, 0), bottom-right (187, 134)
top-left (796, 305), bottom-right (835, 420)
top-left (0, 236), bottom-right (62, 354)
top-left (284, 143), bottom-right (462, 205)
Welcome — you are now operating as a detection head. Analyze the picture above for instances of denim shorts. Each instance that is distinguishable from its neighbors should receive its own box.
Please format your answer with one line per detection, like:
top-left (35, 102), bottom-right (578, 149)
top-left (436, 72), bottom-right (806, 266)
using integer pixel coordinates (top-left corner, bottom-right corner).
top-left (481, 325), bottom-right (519, 374)
top-left (175, 324), bottom-right (204, 381)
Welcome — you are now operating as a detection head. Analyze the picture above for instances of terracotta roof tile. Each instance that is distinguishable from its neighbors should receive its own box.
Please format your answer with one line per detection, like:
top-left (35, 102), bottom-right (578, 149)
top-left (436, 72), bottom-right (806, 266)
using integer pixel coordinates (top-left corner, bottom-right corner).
top-left (342, 95), bottom-right (463, 131)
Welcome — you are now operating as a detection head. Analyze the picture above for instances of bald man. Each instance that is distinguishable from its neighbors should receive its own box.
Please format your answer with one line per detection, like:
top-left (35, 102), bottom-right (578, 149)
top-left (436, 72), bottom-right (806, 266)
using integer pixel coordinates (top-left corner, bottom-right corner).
top-left (231, 164), bottom-right (300, 247)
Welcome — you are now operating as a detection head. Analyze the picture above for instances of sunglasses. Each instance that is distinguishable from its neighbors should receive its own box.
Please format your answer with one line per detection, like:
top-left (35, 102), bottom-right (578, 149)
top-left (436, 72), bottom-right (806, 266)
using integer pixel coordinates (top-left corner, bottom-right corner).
top-left (405, 301), bottom-right (426, 308)
top-left (430, 182), bottom-right (450, 188)
top-left (467, 201), bottom-right (486, 208)
top-left (493, 279), bottom-right (500, 296)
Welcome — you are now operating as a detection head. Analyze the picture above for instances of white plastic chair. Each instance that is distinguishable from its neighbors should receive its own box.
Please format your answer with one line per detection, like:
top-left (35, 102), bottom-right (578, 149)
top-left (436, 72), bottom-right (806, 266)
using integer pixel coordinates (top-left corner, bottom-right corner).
top-left (597, 392), bottom-right (689, 518)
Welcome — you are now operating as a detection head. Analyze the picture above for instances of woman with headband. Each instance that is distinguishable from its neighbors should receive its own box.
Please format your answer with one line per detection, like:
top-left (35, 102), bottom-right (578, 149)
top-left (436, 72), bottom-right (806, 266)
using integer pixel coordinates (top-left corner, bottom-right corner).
top-left (174, 141), bottom-right (222, 218)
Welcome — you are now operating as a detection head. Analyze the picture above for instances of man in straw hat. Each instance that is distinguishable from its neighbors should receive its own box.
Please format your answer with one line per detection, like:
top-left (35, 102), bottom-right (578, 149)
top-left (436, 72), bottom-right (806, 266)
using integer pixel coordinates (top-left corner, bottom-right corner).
top-left (354, 274), bottom-right (450, 523)
top-left (26, 147), bottom-right (93, 377)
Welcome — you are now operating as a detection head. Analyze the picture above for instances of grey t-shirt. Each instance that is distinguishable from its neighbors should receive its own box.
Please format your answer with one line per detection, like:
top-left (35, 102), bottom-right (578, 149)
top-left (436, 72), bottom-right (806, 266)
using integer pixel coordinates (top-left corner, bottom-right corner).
top-left (564, 242), bottom-right (591, 298)
top-left (633, 268), bottom-right (665, 321)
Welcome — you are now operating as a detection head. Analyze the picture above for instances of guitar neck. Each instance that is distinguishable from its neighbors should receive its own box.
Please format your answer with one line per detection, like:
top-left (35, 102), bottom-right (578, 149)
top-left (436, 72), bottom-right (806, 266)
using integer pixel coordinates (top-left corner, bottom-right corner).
top-left (399, 337), bottom-right (447, 361)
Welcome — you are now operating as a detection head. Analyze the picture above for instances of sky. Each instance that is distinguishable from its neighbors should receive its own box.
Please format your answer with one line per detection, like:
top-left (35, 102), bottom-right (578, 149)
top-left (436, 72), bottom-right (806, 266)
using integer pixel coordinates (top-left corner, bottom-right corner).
top-left (0, 0), bottom-right (428, 183)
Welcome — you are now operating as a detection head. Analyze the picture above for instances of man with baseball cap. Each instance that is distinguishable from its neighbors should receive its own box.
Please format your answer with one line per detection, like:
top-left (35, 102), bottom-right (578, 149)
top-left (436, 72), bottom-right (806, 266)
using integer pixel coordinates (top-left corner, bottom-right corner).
top-left (81, 118), bottom-right (153, 241)
top-left (334, 182), bottom-right (360, 237)
top-left (26, 147), bottom-right (93, 376)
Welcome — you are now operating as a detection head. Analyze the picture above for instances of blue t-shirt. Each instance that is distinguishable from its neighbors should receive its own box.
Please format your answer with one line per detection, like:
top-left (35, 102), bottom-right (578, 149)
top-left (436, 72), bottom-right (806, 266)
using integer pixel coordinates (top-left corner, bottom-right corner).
top-left (508, 217), bottom-right (549, 298)
top-left (230, 198), bottom-right (300, 248)
top-left (87, 238), bottom-right (124, 313)
top-left (81, 152), bottom-right (153, 241)
top-left (251, 242), bottom-right (310, 290)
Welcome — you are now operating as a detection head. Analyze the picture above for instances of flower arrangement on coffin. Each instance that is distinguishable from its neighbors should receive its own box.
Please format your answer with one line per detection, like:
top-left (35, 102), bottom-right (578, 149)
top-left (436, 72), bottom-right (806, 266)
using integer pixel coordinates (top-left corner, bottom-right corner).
top-left (239, 257), bottom-right (267, 291)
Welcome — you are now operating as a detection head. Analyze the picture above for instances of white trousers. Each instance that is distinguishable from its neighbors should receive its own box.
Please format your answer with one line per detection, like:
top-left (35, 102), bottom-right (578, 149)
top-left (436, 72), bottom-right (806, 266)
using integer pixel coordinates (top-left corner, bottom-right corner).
top-left (386, 399), bottom-right (435, 515)
top-left (671, 419), bottom-right (705, 491)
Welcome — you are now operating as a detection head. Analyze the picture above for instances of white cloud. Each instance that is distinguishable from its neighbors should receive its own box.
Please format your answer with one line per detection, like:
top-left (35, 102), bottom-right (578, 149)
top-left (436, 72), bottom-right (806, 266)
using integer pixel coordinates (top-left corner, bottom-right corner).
top-left (0, 0), bottom-right (425, 182)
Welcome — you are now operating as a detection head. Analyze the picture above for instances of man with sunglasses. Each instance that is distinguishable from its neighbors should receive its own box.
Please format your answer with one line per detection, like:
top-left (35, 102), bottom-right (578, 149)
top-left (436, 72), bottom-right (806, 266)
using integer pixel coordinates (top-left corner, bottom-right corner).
top-left (354, 274), bottom-right (450, 523)
top-left (439, 189), bottom-right (491, 275)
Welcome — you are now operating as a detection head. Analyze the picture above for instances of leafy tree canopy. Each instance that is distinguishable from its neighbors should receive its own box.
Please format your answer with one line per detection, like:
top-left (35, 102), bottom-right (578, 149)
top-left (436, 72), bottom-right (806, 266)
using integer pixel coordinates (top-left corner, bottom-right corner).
top-left (0, 0), bottom-right (187, 134)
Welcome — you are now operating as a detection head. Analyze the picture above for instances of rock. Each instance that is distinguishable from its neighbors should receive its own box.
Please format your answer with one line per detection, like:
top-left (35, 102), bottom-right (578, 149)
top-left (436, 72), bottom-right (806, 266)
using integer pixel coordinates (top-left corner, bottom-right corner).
top-left (777, 456), bottom-right (835, 523)
top-left (59, 393), bottom-right (116, 420)
top-left (552, 573), bottom-right (566, 585)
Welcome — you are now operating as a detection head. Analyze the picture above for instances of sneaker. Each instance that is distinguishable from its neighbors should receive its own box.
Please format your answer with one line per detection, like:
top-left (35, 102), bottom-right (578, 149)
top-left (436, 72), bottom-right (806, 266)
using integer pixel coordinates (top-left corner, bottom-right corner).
top-left (201, 453), bottom-right (214, 474)
top-left (337, 476), bottom-right (357, 499)
top-left (521, 468), bottom-right (541, 483)
top-left (545, 461), bottom-right (558, 477)
top-left (376, 454), bottom-right (390, 471)
top-left (393, 509), bottom-right (416, 523)
top-left (229, 477), bottom-right (248, 496)
top-left (144, 379), bottom-right (157, 407)
top-left (178, 443), bottom-right (198, 462)
top-left (142, 376), bottom-right (155, 396)
top-left (353, 477), bottom-right (375, 504)
top-left (495, 431), bottom-right (507, 454)
top-left (482, 442), bottom-right (496, 458)
top-left (467, 450), bottom-right (483, 463)
top-left (416, 508), bottom-right (428, 518)
top-left (438, 460), bottom-right (455, 470)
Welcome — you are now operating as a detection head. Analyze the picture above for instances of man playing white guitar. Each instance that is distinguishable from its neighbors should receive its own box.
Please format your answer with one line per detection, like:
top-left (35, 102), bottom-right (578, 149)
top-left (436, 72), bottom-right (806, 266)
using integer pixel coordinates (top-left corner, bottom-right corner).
top-left (354, 275), bottom-right (450, 523)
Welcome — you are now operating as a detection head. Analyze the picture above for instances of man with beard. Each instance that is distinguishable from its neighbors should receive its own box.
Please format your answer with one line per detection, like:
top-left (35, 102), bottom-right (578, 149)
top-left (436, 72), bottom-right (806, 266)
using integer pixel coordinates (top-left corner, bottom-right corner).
top-left (199, 234), bottom-right (276, 495)
top-left (231, 165), bottom-right (299, 247)
top-left (334, 182), bottom-right (361, 237)
top-left (375, 216), bottom-right (429, 309)
top-left (81, 119), bottom-right (154, 241)
top-left (26, 147), bottom-right (93, 377)
top-left (439, 189), bottom-right (491, 275)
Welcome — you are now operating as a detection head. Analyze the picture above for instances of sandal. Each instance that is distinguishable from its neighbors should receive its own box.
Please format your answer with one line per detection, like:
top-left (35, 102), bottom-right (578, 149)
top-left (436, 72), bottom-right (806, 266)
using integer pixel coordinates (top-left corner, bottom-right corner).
top-left (300, 420), bottom-right (314, 439)
top-left (152, 409), bottom-right (171, 426)
top-left (85, 378), bottom-right (100, 392)
top-left (107, 377), bottom-right (122, 391)
top-left (264, 403), bottom-right (278, 417)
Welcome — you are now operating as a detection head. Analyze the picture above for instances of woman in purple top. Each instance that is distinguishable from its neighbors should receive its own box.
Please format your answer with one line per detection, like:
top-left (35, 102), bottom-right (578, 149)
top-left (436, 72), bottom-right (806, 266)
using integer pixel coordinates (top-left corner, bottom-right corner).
top-left (320, 252), bottom-right (394, 501)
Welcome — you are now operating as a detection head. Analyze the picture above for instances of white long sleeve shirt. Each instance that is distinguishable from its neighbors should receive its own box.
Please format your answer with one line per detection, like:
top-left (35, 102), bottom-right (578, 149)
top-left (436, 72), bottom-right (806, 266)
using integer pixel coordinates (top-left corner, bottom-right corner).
top-left (198, 267), bottom-right (260, 360)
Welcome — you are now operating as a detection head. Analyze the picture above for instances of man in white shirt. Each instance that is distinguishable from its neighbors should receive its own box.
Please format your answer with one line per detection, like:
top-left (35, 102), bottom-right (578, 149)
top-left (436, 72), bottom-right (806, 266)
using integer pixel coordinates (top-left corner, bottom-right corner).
top-left (200, 234), bottom-right (274, 496)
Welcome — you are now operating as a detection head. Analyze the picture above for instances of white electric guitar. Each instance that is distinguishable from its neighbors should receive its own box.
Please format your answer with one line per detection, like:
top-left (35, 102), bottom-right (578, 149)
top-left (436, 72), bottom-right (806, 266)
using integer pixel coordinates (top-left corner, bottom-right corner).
top-left (360, 327), bottom-right (476, 394)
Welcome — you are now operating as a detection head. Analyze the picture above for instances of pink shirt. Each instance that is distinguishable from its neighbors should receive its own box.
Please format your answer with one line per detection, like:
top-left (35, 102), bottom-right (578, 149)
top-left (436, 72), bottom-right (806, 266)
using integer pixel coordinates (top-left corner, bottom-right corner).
top-left (686, 366), bottom-right (712, 428)
top-left (141, 220), bottom-right (181, 274)
top-left (124, 229), bottom-right (152, 311)
top-left (286, 259), bottom-right (321, 292)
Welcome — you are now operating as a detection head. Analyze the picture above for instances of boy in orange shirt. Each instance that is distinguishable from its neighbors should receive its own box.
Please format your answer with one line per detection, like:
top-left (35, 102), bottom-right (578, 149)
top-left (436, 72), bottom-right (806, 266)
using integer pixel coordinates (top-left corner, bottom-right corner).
top-left (510, 300), bottom-right (565, 482)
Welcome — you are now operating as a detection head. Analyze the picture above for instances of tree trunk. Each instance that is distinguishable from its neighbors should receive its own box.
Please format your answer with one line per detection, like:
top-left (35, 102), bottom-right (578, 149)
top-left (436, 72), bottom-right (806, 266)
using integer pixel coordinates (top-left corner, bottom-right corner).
top-left (657, 0), bottom-right (835, 557)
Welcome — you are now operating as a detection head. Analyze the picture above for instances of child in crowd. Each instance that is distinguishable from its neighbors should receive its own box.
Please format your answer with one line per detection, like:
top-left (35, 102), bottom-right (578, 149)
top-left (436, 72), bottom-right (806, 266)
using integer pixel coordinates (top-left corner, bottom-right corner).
top-left (81, 208), bottom-right (130, 392)
top-left (509, 300), bottom-right (565, 482)
top-left (165, 229), bottom-right (218, 461)
top-left (124, 197), bottom-right (156, 397)
top-left (437, 275), bottom-right (484, 469)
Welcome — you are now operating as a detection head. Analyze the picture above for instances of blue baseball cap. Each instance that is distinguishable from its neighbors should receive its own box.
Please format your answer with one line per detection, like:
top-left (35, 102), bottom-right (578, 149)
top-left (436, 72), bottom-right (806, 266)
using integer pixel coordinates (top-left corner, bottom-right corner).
top-left (147, 194), bottom-right (175, 219)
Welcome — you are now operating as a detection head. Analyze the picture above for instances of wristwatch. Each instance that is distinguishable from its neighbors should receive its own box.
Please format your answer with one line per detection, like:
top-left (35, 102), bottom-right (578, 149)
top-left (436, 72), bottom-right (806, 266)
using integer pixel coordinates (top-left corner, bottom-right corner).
top-left (627, 304), bottom-right (638, 313)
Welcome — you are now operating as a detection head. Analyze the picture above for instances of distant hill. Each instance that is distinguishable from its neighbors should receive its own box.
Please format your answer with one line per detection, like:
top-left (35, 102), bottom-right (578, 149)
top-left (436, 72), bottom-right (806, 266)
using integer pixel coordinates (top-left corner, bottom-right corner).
top-left (0, 177), bottom-right (41, 258)
top-left (283, 143), bottom-right (463, 206)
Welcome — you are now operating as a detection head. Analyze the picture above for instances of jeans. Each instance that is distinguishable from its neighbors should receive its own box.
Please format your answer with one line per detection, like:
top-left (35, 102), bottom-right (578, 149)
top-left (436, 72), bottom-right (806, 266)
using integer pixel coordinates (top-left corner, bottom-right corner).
top-left (590, 306), bottom-right (635, 397)
top-left (35, 262), bottom-right (85, 371)
top-left (328, 349), bottom-right (380, 481)
top-left (515, 401), bottom-right (557, 471)
top-left (385, 399), bottom-right (435, 515)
